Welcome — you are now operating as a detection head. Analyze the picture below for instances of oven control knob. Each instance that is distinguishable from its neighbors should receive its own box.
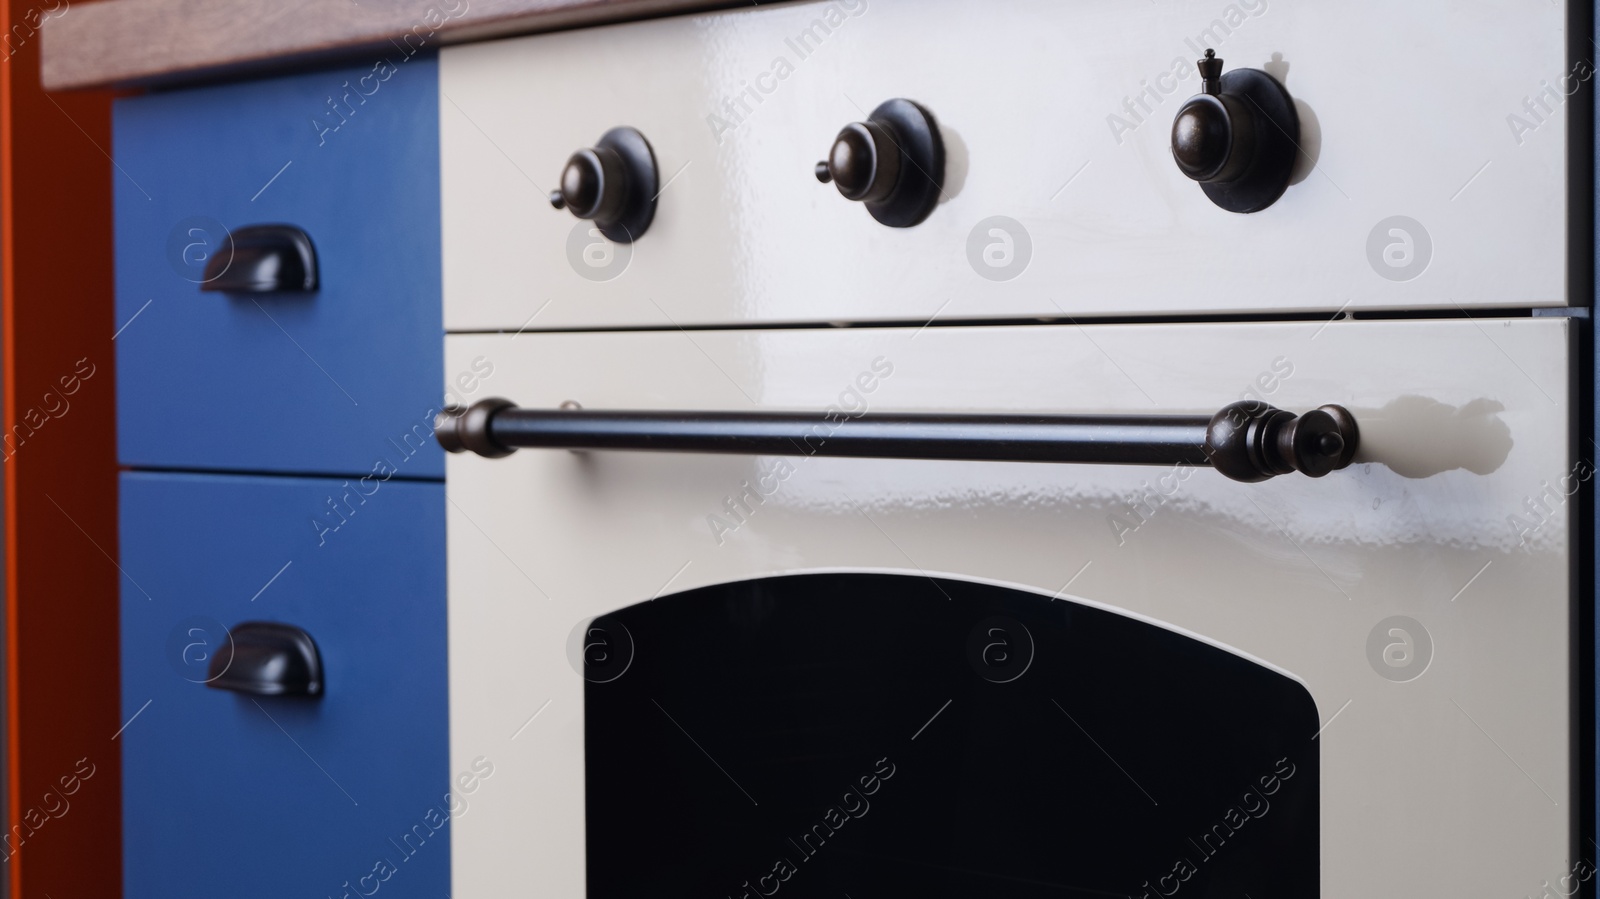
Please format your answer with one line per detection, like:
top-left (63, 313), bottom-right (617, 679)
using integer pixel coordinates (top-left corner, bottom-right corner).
top-left (815, 98), bottom-right (944, 228)
top-left (817, 121), bottom-right (901, 203)
top-left (1170, 50), bottom-right (1299, 213)
top-left (548, 126), bottom-right (658, 243)
top-left (551, 148), bottom-right (624, 222)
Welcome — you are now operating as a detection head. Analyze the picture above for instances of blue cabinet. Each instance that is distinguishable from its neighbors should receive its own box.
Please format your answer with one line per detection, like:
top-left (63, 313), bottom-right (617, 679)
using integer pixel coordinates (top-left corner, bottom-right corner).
top-left (114, 54), bottom-right (455, 896)
top-left (113, 58), bottom-right (445, 477)
top-left (119, 471), bottom-right (449, 899)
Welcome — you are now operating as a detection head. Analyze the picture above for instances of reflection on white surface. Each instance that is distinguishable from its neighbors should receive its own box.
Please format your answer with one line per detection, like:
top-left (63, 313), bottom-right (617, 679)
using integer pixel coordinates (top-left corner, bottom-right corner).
top-left (1357, 395), bottom-right (1513, 478)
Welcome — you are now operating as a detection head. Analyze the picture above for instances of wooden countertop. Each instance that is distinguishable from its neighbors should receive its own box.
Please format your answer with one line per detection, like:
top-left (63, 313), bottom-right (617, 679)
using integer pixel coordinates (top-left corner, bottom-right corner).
top-left (42, 0), bottom-right (783, 91)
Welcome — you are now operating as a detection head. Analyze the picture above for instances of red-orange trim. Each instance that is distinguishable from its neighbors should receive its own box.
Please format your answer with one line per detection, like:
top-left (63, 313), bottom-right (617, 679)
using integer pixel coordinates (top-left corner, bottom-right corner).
top-left (1, 0), bottom-right (120, 896)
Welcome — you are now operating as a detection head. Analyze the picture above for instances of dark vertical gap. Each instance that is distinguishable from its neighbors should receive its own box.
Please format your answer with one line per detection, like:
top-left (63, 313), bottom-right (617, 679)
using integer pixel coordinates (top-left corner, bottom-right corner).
top-left (1579, 311), bottom-right (1594, 899)
top-left (1573, 0), bottom-right (1597, 891)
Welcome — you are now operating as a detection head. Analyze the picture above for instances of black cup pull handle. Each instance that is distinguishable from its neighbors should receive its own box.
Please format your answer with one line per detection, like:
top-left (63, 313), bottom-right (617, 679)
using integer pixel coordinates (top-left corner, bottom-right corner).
top-left (206, 621), bottom-right (324, 697)
top-left (435, 399), bottom-right (1359, 483)
top-left (199, 224), bottom-right (318, 293)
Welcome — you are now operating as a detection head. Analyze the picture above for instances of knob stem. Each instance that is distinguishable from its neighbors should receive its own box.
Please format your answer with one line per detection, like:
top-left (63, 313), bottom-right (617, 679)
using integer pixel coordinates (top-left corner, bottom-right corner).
top-left (1198, 49), bottom-right (1223, 96)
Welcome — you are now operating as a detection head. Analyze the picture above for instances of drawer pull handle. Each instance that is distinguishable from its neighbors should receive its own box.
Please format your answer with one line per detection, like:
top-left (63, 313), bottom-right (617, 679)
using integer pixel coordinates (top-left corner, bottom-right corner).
top-left (206, 621), bottom-right (323, 697)
top-left (199, 224), bottom-right (318, 293)
top-left (435, 399), bottom-right (1358, 482)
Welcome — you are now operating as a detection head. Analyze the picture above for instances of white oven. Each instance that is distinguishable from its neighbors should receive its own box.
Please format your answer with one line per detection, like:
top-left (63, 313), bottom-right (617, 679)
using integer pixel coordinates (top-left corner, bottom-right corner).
top-left (433, 0), bottom-right (1585, 896)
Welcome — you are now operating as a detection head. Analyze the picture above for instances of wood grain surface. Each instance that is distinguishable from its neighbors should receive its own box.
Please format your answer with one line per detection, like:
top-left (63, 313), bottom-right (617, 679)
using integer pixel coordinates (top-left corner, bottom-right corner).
top-left (42, 0), bottom-right (788, 91)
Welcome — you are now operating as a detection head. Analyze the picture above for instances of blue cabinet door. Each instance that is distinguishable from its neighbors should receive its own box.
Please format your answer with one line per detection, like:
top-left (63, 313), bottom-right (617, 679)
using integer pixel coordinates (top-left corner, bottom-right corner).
top-left (113, 57), bottom-right (445, 477)
top-left (119, 471), bottom-right (449, 899)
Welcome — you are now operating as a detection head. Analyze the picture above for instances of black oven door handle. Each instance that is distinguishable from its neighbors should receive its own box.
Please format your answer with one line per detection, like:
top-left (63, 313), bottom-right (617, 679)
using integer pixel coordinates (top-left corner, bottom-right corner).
top-left (434, 399), bottom-right (1359, 482)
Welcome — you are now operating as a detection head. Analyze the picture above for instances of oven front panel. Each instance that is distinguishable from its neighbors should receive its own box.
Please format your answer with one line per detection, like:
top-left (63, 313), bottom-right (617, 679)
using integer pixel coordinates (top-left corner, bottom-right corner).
top-left (440, 0), bottom-right (1571, 331)
top-left (443, 318), bottom-right (1573, 897)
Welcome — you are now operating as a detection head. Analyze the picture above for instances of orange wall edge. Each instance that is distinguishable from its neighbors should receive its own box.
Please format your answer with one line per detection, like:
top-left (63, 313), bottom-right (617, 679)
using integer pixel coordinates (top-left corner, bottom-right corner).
top-left (1, 0), bottom-right (122, 896)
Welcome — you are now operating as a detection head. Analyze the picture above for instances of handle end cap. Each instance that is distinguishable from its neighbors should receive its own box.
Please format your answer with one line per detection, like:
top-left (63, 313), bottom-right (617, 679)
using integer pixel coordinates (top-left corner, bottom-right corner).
top-left (436, 398), bottom-right (517, 458)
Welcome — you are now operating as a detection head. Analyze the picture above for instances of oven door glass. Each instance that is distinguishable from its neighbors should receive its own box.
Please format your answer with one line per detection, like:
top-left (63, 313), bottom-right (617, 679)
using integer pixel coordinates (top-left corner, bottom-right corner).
top-left (585, 573), bottom-right (1318, 898)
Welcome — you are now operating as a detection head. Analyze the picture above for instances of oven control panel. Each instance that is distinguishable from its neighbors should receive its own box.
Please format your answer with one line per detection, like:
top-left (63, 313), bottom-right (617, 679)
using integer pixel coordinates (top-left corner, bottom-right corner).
top-left (440, 0), bottom-right (1575, 330)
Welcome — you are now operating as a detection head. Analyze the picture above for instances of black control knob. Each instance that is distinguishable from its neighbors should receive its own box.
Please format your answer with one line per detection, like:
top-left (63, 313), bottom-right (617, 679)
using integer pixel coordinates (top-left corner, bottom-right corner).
top-left (1172, 52), bottom-right (1257, 183)
top-left (551, 146), bottom-right (628, 222)
top-left (1170, 50), bottom-right (1299, 213)
top-left (814, 98), bottom-right (944, 228)
top-left (548, 126), bottom-right (659, 243)
top-left (817, 121), bottom-right (902, 203)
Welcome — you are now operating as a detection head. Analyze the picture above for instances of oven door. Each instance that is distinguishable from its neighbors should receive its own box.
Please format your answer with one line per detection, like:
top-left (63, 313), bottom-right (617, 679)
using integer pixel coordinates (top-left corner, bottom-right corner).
top-left (443, 318), bottom-right (1575, 898)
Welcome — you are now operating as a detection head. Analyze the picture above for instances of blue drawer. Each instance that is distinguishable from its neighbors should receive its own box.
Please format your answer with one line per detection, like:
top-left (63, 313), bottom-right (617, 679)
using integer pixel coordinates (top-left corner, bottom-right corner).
top-left (119, 471), bottom-right (449, 899)
top-left (113, 58), bottom-right (444, 477)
